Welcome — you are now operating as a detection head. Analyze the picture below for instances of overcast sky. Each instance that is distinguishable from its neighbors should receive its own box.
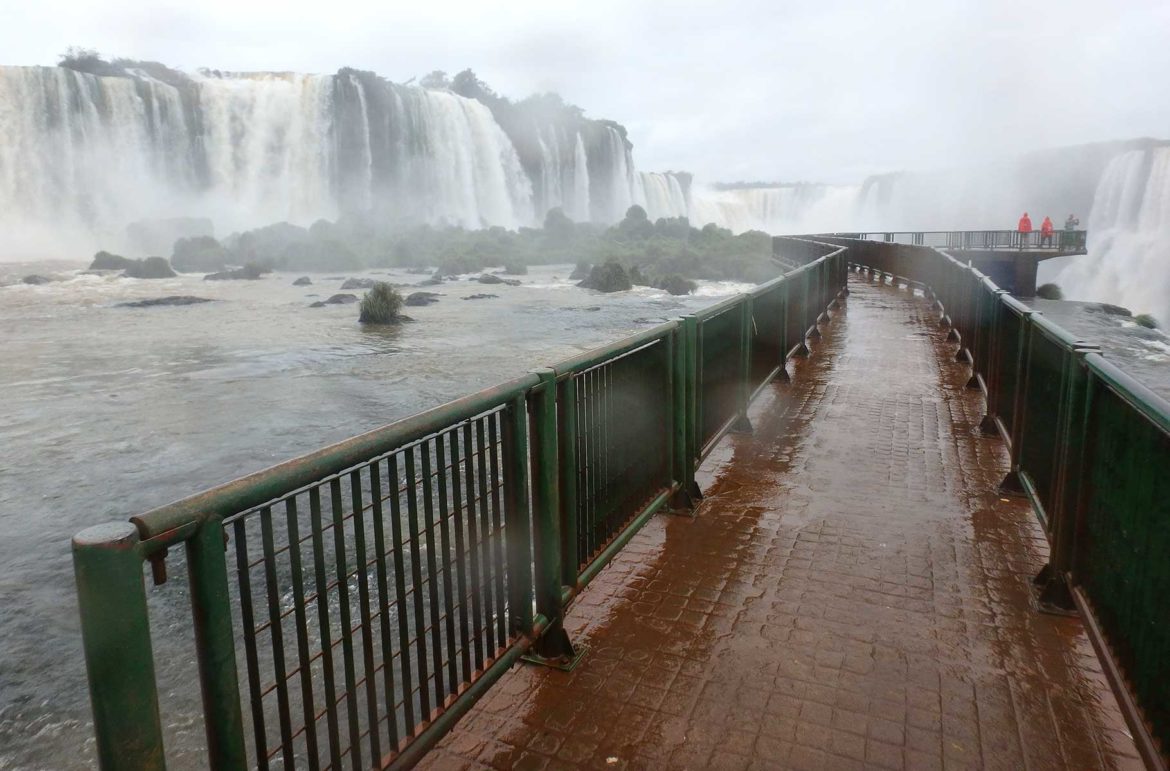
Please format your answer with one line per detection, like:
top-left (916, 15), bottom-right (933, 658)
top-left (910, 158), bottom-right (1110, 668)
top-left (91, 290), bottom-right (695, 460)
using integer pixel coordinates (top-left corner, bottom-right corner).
top-left (2, 0), bottom-right (1168, 184)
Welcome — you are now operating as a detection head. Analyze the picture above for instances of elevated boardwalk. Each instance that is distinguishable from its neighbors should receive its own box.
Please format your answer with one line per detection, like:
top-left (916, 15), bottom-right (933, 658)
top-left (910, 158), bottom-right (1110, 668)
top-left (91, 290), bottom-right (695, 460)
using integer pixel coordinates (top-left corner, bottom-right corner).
top-left (424, 278), bottom-right (1139, 769)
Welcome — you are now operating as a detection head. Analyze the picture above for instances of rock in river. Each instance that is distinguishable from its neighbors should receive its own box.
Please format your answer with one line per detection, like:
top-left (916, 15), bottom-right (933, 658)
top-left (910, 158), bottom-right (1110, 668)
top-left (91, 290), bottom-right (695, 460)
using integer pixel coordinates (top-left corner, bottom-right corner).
top-left (405, 292), bottom-right (442, 307)
top-left (310, 293), bottom-right (359, 307)
top-left (462, 293), bottom-right (499, 301)
top-left (117, 296), bottom-right (213, 308)
top-left (340, 277), bottom-right (377, 290)
top-left (123, 257), bottom-right (177, 279)
top-left (292, 276), bottom-right (312, 286)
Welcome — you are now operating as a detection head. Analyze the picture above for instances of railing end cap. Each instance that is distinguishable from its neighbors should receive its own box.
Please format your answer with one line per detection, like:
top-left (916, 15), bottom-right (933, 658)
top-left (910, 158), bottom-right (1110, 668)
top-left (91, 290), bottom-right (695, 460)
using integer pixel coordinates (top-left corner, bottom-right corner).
top-left (73, 521), bottom-right (140, 551)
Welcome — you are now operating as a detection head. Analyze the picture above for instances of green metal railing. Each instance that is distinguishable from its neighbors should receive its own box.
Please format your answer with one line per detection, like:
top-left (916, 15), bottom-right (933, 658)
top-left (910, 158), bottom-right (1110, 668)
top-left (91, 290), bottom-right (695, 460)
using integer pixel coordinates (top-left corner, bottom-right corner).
top-left (73, 242), bottom-right (848, 770)
top-left (847, 239), bottom-right (1170, 769)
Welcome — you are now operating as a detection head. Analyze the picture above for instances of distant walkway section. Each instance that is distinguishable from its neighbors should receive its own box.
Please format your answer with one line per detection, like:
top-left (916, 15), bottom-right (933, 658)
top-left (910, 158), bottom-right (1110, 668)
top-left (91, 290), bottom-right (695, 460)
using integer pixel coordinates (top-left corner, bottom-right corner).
top-left (424, 278), bottom-right (1141, 770)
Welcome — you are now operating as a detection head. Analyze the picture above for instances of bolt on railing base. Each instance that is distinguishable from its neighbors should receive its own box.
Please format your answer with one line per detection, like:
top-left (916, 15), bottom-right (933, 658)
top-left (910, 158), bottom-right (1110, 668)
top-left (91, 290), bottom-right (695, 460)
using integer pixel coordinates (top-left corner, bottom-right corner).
top-left (668, 486), bottom-right (699, 513)
top-left (1033, 564), bottom-right (1079, 616)
top-left (775, 366), bottom-right (791, 384)
top-left (730, 415), bottom-right (754, 434)
top-left (978, 414), bottom-right (999, 436)
top-left (946, 328), bottom-right (960, 343)
top-left (965, 374), bottom-right (981, 390)
top-left (520, 624), bottom-right (586, 672)
top-left (999, 470), bottom-right (1026, 496)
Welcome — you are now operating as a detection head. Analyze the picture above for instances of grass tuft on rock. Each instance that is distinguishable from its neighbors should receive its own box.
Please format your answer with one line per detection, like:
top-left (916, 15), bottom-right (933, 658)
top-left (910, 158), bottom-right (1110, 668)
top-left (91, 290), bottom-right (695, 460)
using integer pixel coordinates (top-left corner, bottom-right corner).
top-left (358, 282), bottom-right (404, 324)
top-left (1036, 283), bottom-right (1063, 300)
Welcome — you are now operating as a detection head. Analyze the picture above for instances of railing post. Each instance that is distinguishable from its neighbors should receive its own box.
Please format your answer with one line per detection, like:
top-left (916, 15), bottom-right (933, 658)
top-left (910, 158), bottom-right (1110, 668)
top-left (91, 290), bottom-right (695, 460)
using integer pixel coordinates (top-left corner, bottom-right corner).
top-left (73, 522), bottom-right (166, 771)
top-left (669, 325), bottom-right (696, 509)
top-left (503, 394), bottom-right (534, 636)
top-left (682, 315), bottom-right (702, 500)
top-left (524, 369), bottom-right (577, 664)
top-left (732, 297), bottom-right (753, 433)
top-left (186, 516), bottom-right (247, 770)
top-left (1036, 345), bottom-right (1100, 614)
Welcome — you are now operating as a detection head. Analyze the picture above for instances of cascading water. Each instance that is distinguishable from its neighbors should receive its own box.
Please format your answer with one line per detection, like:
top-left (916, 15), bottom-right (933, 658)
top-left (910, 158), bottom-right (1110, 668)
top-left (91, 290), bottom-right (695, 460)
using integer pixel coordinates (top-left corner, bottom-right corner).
top-left (1048, 147), bottom-right (1170, 321)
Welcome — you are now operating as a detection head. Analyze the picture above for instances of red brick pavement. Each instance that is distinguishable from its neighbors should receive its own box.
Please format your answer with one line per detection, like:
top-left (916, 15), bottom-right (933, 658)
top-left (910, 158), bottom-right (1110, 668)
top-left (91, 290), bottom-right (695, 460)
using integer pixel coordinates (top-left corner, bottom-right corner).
top-left (421, 277), bottom-right (1143, 770)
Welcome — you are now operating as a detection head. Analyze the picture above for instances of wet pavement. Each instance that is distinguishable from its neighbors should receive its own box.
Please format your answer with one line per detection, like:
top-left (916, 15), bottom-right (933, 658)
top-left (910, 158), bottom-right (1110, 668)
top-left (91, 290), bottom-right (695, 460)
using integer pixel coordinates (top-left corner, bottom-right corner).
top-left (422, 276), bottom-right (1143, 770)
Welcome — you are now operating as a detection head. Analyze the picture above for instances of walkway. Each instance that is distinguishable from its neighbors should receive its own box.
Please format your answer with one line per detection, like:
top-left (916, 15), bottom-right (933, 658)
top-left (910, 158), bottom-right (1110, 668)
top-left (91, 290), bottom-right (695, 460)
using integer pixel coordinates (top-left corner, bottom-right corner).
top-left (422, 277), bottom-right (1142, 770)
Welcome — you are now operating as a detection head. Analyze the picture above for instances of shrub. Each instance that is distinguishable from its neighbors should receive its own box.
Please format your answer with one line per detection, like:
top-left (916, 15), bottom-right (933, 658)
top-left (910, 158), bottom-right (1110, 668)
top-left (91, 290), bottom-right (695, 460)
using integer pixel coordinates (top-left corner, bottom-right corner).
top-left (358, 282), bottom-right (404, 324)
top-left (1036, 283), bottom-right (1063, 300)
top-left (1135, 313), bottom-right (1160, 330)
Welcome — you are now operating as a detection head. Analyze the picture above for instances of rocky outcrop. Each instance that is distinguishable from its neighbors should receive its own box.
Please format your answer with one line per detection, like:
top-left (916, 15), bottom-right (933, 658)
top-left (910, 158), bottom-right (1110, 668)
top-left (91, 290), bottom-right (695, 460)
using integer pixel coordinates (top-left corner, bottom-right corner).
top-left (117, 296), bottom-right (213, 308)
top-left (293, 276), bottom-right (312, 286)
top-left (172, 236), bottom-right (228, 272)
top-left (204, 264), bottom-right (268, 281)
top-left (89, 251), bottom-right (134, 270)
top-left (477, 274), bottom-right (520, 286)
top-left (405, 291), bottom-right (442, 306)
top-left (309, 293), bottom-right (359, 307)
top-left (123, 257), bottom-right (177, 279)
top-left (21, 275), bottom-right (53, 285)
top-left (340, 277), bottom-right (377, 290)
top-left (578, 261), bottom-right (631, 293)
top-left (657, 274), bottom-right (698, 296)
top-left (569, 262), bottom-right (591, 281)
top-left (462, 293), bottom-right (498, 300)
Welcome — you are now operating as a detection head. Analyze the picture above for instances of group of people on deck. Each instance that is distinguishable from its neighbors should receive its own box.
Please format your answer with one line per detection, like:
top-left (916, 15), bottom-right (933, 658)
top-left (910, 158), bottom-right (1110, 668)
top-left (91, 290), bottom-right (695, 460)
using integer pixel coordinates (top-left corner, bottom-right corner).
top-left (1017, 212), bottom-right (1079, 247)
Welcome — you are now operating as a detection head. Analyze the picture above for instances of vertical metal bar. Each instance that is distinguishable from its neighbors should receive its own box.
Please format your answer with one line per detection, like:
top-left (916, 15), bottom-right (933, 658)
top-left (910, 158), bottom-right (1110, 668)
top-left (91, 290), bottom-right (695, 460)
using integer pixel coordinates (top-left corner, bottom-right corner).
top-left (348, 469), bottom-right (380, 764)
top-left (558, 377), bottom-right (580, 586)
top-left (447, 429), bottom-right (473, 683)
top-left (367, 463), bottom-right (399, 753)
top-left (403, 448), bottom-right (431, 720)
top-left (259, 507), bottom-right (295, 767)
top-left (530, 369), bottom-right (563, 627)
top-left (576, 375), bottom-right (588, 565)
top-left (233, 518), bottom-right (269, 770)
top-left (460, 424), bottom-right (485, 672)
top-left (386, 455), bottom-right (417, 733)
top-left (473, 418), bottom-right (497, 656)
top-left (308, 487), bottom-right (343, 767)
top-left (328, 478), bottom-right (362, 770)
top-left (503, 394), bottom-right (534, 636)
top-left (185, 515), bottom-right (247, 771)
top-left (684, 315), bottom-right (699, 481)
top-left (487, 413), bottom-right (508, 648)
top-left (283, 499), bottom-right (320, 770)
top-left (418, 444), bottom-right (445, 711)
top-left (434, 433), bottom-right (459, 697)
top-left (73, 522), bottom-right (165, 771)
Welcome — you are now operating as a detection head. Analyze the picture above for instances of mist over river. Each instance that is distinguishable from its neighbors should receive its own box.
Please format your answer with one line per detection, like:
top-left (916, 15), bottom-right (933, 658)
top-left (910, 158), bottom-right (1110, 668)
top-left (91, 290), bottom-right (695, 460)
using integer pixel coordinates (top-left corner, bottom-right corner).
top-left (0, 264), bottom-right (753, 769)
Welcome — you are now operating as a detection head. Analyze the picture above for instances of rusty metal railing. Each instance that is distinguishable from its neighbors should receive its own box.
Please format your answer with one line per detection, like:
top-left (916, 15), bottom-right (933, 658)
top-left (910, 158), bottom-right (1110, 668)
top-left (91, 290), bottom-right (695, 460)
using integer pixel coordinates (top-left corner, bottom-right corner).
top-left (73, 243), bottom-right (849, 770)
top-left (847, 239), bottom-right (1170, 770)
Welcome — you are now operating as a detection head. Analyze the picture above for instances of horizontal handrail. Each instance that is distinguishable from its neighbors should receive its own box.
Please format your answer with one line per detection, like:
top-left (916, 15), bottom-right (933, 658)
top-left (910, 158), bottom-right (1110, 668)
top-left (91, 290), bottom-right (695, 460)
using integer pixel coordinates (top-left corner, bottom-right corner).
top-left (75, 248), bottom-right (850, 770)
top-left (130, 374), bottom-right (539, 543)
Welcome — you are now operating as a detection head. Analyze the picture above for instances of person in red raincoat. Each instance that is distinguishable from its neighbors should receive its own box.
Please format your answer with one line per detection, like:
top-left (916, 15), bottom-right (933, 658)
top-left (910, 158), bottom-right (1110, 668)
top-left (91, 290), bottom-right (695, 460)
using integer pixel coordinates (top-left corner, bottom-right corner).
top-left (1040, 215), bottom-right (1054, 247)
top-left (1017, 212), bottom-right (1033, 248)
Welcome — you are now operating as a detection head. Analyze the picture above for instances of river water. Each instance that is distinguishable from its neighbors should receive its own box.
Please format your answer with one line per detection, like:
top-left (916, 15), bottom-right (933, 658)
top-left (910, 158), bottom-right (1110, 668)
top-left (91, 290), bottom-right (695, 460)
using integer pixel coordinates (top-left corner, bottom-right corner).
top-left (0, 263), bottom-right (755, 769)
top-left (0, 264), bottom-right (1166, 769)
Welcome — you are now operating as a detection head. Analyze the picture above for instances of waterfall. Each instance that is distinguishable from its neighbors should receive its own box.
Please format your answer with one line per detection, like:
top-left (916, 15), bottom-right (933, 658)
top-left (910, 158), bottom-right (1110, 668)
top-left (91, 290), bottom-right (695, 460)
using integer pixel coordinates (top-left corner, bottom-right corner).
top-left (0, 65), bottom-right (538, 255)
top-left (571, 133), bottom-right (591, 222)
top-left (1049, 147), bottom-right (1170, 321)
